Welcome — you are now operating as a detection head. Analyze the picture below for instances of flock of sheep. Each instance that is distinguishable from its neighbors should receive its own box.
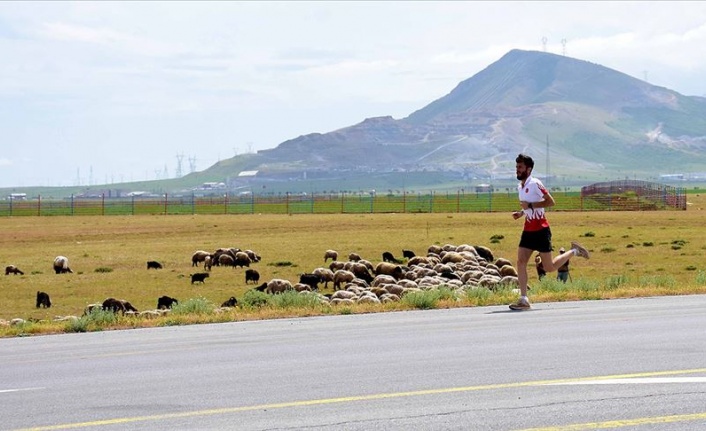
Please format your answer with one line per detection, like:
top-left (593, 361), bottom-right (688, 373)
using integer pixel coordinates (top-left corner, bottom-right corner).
top-left (1, 243), bottom-right (520, 328)
top-left (237, 244), bottom-right (519, 306)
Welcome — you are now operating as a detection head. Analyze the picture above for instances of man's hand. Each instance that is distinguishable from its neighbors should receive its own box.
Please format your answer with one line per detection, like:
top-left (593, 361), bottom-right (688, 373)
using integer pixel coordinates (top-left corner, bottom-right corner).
top-left (512, 211), bottom-right (524, 220)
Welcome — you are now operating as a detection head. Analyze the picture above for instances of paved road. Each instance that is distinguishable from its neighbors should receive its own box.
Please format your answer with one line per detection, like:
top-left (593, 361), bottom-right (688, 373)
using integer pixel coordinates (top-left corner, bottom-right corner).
top-left (1, 295), bottom-right (705, 431)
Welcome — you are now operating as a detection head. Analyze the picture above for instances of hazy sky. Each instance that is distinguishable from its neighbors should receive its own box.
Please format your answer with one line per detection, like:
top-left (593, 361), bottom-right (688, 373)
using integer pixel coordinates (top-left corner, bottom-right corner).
top-left (2, 1), bottom-right (705, 188)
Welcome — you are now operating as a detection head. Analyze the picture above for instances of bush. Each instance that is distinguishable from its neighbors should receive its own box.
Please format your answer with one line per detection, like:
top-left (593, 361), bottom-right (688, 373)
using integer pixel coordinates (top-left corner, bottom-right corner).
top-left (171, 297), bottom-right (215, 315)
top-left (696, 271), bottom-right (706, 285)
top-left (94, 267), bottom-right (113, 273)
top-left (583, 231), bottom-right (596, 237)
top-left (241, 290), bottom-right (271, 308)
top-left (270, 291), bottom-right (323, 309)
top-left (401, 288), bottom-right (459, 310)
top-left (268, 261), bottom-right (295, 267)
top-left (605, 275), bottom-right (629, 290)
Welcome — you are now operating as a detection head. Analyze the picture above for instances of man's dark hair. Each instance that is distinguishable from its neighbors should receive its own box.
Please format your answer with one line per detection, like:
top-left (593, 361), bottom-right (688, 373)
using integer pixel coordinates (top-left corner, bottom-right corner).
top-left (516, 153), bottom-right (534, 169)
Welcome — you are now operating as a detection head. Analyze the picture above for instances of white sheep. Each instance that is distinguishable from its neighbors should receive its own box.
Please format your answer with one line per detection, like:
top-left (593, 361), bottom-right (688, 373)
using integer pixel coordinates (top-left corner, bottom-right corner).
top-left (333, 270), bottom-right (355, 290)
top-left (266, 279), bottom-right (293, 294)
top-left (324, 249), bottom-right (338, 262)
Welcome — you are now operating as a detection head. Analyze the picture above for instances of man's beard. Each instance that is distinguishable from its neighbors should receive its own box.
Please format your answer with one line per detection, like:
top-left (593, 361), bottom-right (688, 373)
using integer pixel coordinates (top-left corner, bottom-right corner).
top-left (516, 171), bottom-right (527, 181)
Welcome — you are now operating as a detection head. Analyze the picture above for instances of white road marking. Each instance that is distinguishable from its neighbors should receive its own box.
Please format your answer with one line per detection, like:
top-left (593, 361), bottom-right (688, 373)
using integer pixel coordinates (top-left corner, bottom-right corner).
top-left (548, 377), bottom-right (706, 385)
top-left (0, 387), bottom-right (44, 394)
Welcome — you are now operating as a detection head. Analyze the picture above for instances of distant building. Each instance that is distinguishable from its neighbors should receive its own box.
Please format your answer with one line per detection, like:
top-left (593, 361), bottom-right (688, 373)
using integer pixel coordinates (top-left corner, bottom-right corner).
top-left (8, 193), bottom-right (27, 200)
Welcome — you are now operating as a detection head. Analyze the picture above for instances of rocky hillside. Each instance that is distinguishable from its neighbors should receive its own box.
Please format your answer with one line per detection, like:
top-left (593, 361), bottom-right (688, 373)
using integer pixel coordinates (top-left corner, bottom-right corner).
top-left (202, 49), bottom-right (706, 191)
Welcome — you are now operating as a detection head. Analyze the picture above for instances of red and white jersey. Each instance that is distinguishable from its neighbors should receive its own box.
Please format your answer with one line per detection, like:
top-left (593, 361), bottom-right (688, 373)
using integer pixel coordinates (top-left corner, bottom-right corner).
top-left (518, 175), bottom-right (550, 232)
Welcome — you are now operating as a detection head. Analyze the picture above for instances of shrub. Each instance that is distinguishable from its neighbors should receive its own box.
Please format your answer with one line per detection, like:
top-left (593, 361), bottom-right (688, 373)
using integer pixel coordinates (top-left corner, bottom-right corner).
top-left (402, 290), bottom-right (442, 309)
top-left (643, 242), bottom-right (654, 247)
top-left (490, 234), bottom-right (505, 241)
top-left (270, 291), bottom-right (322, 309)
top-left (94, 267), bottom-right (113, 273)
top-left (638, 275), bottom-right (676, 288)
top-left (583, 231), bottom-right (596, 237)
top-left (241, 290), bottom-right (271, 308)
top-left (601, 247), bottom-right (616, 253)
top-left (268, 261), bottom-right (295, 267)
top-left (696, 271), bottom-right (706, 285)
top-left (171, 297), bottom-right (215, 315)
top-left (466, 287), bottom-right (494, 306)
top-left (604, 275), bottom-right (629, 290)
top-left (626, 244), bottom-right (634, 248)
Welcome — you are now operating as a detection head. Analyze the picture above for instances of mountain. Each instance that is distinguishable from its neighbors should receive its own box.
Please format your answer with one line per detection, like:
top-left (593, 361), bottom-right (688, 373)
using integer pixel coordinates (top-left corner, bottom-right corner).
top-left (195, 49), bottom-right (706, 193)
top-left (8, 49), bottom-right (705, 197)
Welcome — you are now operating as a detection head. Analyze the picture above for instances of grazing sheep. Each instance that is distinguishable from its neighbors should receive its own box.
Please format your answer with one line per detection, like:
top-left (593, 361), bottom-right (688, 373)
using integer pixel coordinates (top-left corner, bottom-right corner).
top-left (191, 250), bottom-right (211, 267)
top-left (382, 251), bottom-right (403, 264)
top-left (190, 273), bottom-right (210, 284)
top-left (53, 256), bottom-right (72, 274)
top-left (266, 279), bottom-right (293, 294)
top-left (5, 265), bottom-right (24, 275)
top-left (374, 262), bottom-right (404, 280)
top-left (102, 297), bottom-right (138, 314)
top-left (333, 270), bottom-right (355, 290)
top-left (156, 296), bottom-right (178, 309)
top-left (324, 249), bottom-right (338, 262)
top-left (221, 296), bottom-right (238, 307)
top-left (329, 261), bottom-right (345, 272)
top-left (36, 291), bottom-right (51, 308)
top-left (474, 245), bottom-right (494, 262)
top-left (312, 268), bottom-right (334, 289)
top-left (147, 260), bottom-right (163, 270)
top-left (204, 255), bottom-right (213, 271)
top-left (292, 283), bottom-right (312, 292)
top-left (244, 249), bottom-right (261, 262)
top-left (245, 268), bottom-right (260, 284)
top-left (402, 249), bottom-right (416, 259)
top-left (348, 252), bottom-right (362, 261)
top-left (254, 282), bottom-right (268, 292)
top-left (218, 254), bottom-right (235, 267)
top-left (299, 273), bottom-right (322, 291)
top-left (233, 251), bottom-right (251, 268)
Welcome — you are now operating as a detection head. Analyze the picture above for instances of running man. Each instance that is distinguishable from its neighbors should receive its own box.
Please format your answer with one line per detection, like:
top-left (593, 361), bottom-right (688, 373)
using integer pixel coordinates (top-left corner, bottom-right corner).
top-left (510, 154), bottom-right (589, 310)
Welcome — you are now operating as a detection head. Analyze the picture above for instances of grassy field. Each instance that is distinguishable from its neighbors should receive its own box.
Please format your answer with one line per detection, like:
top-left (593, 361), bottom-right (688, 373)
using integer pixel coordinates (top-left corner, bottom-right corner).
top-left (1, 193), bottom-right (705, 337)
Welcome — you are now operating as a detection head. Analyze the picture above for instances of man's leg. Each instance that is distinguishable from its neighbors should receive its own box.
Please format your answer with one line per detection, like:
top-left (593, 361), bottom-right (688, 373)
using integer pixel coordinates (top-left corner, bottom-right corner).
top-left (516, 247), bottom-right (533, 297)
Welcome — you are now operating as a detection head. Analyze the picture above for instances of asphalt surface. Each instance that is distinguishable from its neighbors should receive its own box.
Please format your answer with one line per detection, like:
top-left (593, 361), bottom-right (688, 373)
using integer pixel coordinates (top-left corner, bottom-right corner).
top-left (1, 295), bottom-right (706, 431)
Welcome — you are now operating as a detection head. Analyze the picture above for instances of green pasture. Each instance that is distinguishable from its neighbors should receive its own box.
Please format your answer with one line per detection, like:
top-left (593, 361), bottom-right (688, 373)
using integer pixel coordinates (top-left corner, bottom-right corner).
top-left (1, 193), bottom-right (705, 337)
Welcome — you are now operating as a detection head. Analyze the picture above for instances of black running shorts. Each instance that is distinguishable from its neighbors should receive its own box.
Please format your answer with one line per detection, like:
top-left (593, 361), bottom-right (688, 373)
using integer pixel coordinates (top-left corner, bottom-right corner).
top-left (519, 227), bottom-right (553, 253)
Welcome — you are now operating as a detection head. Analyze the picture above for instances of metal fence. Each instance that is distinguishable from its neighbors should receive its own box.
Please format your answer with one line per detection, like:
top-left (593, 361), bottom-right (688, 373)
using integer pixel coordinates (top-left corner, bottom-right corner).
top-left (581, 180), bottom-right (687, 211)
top-left (0, 187), bottom-right (687, 217)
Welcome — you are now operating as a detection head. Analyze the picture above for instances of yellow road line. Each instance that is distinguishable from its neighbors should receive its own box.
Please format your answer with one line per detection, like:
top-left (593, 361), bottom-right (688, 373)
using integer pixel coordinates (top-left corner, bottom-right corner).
top-left (14, 368), bottom-right (706, 431)
top-left (515, 412), bottom-right (706, 431)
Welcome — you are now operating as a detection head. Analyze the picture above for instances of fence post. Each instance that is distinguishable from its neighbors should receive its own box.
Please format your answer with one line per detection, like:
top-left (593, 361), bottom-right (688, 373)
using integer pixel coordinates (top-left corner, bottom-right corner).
top-left (71, 194), bottom-right (74, 216)
top-left (9, 196), bottom-right (12, 216)
top-left (251, 192), bottom-right (255, 214)
top-left (429, 191), bottom-right (433, 213)
top-left (224, 193), bottom-right (228, 214)
top-left (191, 192), bottom-right (195, 215)
top-left (164, 193), bottom-right (168, 215)
top-left (131, 196), bottom-right (135, 215)
top-left (310, 192), bottom-right (314, 214)
top-left (341, 192), bottom-right (344, 213)
top-left (102, 193), bottom-right (105, 216)
top-left (37, 194), bottom-right (41, 216)
top-left (456, 189), bottom-right (460, 213)
top-left (286, 192), bottom-right (290, 214)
